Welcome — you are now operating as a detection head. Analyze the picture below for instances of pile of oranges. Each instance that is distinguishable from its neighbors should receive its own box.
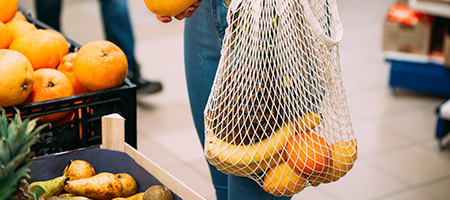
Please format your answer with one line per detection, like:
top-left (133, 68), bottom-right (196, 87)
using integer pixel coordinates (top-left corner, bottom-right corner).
top-left (263, 130), bottom-right (357, 196)
top-left (0, 0), bottom-right (128, 124)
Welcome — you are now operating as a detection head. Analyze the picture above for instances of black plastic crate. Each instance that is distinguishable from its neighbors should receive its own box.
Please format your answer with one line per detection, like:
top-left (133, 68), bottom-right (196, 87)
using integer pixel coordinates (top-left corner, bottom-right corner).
top-left (4, 79), bottom-right (137, 156)
top-left (3, 6), bottom-right (137, 156)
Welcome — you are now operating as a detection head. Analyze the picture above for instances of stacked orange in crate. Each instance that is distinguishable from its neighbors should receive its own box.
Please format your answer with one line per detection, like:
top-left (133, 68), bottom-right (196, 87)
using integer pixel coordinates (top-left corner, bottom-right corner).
top-left (0, 2), bottom-right (137, 155)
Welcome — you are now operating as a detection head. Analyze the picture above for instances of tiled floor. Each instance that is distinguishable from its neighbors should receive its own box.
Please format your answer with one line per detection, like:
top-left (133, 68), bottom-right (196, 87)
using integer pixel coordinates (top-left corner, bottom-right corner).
top-left (19, 0), bottom-right (450, 199)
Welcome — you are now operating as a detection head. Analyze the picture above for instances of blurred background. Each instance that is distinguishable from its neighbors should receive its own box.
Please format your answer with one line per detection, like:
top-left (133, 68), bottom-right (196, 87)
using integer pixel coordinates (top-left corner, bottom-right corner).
top-left (18, 0), bottom-right (450, 199)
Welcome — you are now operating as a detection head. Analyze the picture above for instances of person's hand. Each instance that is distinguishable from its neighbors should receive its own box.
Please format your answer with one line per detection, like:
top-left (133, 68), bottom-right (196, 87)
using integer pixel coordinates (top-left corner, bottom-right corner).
top-left (156, 1), bottom-right (202, 23)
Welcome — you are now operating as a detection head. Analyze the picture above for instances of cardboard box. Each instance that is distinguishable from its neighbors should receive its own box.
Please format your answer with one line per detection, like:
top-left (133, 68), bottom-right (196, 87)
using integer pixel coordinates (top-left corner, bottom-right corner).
top-left (417, 0), bottom-right (450, 3)
top-left (382, 17), bottom-right (433, 55)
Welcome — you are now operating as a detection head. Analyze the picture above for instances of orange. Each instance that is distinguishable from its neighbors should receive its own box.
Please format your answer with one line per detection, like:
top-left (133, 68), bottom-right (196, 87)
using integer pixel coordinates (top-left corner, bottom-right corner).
top-left (24, 68), bottom-right (74, 123)
top-left (263, 162), bottom-right (307, 196)
top-left (51, 110), bottom-right (75, 126)
top-left (46, 29), bottom-right (69, 56)
top-left (57, 52), bottom-right (91, 95)
top-left (0, 21), bottom-right (12, 49)
top-left (9, 29), bottom-right (64, 70)
top-left (286, 132), bottom-right (331, 176)
top-left (73, 40), bottom-right (127, 92)
top-left (5, 20), bottom-right (37, 40)
top-left (11, 11), bottom-right (27, 21)
top-left (0, 0), bottom-right (18, 23)
top-left (143, 0), bottom-right (197, 16)
top-left (309, 140), bottom-right (357, 186)
top-left (0, 49), bottom-right (34, 107)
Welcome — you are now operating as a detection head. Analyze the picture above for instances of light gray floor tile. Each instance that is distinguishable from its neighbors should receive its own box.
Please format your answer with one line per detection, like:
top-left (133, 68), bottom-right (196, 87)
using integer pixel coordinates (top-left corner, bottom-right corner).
top-left (366, 145), bottom-right (450, 186)
top-left (317, 161), bottom-right (407, 200)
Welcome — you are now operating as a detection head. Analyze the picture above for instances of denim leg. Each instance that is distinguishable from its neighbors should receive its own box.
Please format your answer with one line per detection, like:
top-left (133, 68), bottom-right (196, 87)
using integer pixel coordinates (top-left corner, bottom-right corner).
top-left (185, 0), bottom-right (292, 199)
top-left (34, 0), bottom-right (62, 31)
top-left (229, 175), bottom-right (292, 200)
top-left (184, 0), bottom-right (229, 199)
top-left (99, 0), bottom-right (137, 72)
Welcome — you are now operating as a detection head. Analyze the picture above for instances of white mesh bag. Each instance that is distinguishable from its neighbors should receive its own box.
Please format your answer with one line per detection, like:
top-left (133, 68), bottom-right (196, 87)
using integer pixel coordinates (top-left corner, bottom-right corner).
top-left (204, 0), bottom-right (357, 196)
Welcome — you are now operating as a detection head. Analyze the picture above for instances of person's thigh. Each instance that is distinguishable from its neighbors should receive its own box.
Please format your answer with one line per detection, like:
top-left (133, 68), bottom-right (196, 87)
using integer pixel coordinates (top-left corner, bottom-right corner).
top-left (184, 0), bottom-right (229, 199)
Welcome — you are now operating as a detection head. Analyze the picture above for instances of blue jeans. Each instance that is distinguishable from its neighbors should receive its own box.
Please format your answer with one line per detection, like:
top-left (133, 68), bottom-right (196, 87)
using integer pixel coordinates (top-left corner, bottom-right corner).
top-left (184, 1), bottom-right (292, 199)
top-left (35, 0), bottom-right (138, 71)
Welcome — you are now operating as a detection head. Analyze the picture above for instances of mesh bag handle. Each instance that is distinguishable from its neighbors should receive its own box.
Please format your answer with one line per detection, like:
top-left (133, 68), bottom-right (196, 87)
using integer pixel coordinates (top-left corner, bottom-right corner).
top-left (204, 0), bottom-right (356, 197)
top-left (228, 0), bottom-right (343, 47)
top-left (299, 0), bottom-right (343, 47)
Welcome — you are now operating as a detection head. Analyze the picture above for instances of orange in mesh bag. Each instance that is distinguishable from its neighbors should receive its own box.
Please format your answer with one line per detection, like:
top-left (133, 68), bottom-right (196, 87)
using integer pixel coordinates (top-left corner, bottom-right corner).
top-left (204, 0), bottom-right (357, 197)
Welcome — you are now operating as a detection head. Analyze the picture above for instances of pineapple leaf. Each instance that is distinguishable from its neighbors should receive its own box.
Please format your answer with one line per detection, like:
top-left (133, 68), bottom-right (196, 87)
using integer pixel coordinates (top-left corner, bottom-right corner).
top-left (30, 122), bottom-right (48, 138)
top-left (0, 109), bottom-right (8, 138)
top-left (5, 150), bottom-right (31, 174)
top-left (10, 118), bottom-right (32, 155)
top-left (0, 107), bottom-right (45, 200)
top-left (6, 121), bottom-right (20, 154)
top-left (0, 139), bottom-right (10, 166)
top-left (0, 164), bottom-right (31, 200)
top-left (15, 137), bottom-right (38, 164)
top-left (0, 165), bottom-right (7, 179)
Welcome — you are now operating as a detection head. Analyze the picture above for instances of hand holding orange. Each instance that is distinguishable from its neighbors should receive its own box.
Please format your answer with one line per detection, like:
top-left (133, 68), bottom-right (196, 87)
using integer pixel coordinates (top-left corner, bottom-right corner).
top-left (143, 0), bottom-right (198, 17)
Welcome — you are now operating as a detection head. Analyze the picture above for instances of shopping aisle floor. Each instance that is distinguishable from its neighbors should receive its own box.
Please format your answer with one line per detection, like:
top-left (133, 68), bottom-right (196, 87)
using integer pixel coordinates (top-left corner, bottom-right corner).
top-left (18, 0), bottom-right (450, 199)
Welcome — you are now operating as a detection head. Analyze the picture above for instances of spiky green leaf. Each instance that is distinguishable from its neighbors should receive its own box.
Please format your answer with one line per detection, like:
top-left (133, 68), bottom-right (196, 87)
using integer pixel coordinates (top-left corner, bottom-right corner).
top-left (0, 165), bottom-right (7, 179)
top-left (5, 150), bottom-right (30, 174)
top-left (0, 107), bottom-right (46, 200)
top-left (0, 109), bottom-right (9, 139)
top-left (0, 139), bottom-right (10, 166)
top-left (0, 164), bottom-right (31, 200)
top-left (30, 122), bottom-right (48, 138)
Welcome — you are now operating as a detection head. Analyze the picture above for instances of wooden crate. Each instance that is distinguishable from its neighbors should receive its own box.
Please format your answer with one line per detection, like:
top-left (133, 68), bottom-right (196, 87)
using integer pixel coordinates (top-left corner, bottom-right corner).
top-left (28, 114), bottom-right (205, 200)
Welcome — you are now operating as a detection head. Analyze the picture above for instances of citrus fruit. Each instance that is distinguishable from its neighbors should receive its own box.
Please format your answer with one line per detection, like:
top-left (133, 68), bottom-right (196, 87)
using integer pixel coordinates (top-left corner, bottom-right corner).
top-left (51, 110), bottom-right (75, 126)
top-left (45, 29), bottom-right (69, 56)
top-left (0, 21), bottom-right (12, 49)
top-left (73, 40), bottom-right (127, 92)
top-left (9, 29), bottom-right (64, 70)
top-left (309, 139), bottom-right (357, 186)
top-left (11, 11), bottom-right (27, 21)
top-left (0, 49), bottom-right (34, 107)
top-left (286, 132), bottom-right (331, 175)
top-left (57, 52), bottom-right (90, 95)
top-left (330, 140), bottom-right (357, 176)
top-left (23, 68), bottom-right (74, 123)
top-left (263, 161), bottom-right (307, 196)
top-left (5, 20), bottom-right (37, 40)
top-left (0, 0), bottom-right (18, 23)
top-left (143, 0), bottom-right (197, 16)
